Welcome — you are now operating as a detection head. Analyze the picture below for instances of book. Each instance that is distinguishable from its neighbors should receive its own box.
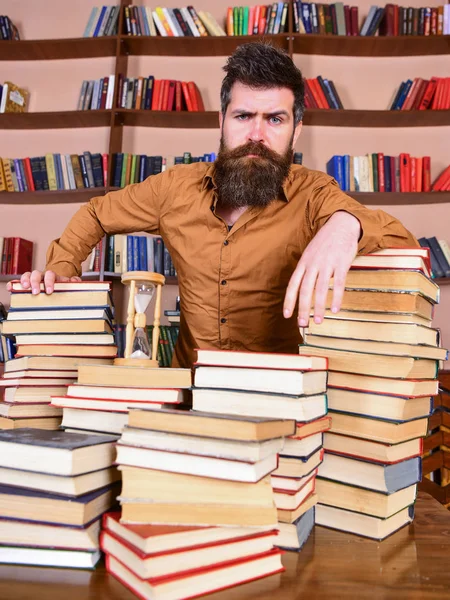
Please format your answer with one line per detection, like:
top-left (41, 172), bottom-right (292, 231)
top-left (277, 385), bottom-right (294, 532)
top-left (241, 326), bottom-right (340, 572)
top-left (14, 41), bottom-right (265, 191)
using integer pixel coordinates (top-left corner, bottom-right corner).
top-left (277, 492), bottom-right (318, 524)
top-left (116, 444), bottom-right (278, 483)
top-left (3, 369), bottom-right (77, 379)
top-left (119, 466), bottom-right (277, 507)
top-left (61, 408), bottom-right (128, 435)
top-left (192, 389), bottom-right (327, 421)
top-left (100, 528), bottom-right (278, 580)
top-left (0, 516), bottom-right (101, 551)
top-left (281, 433), bottom-right (323, 458)
top-left (2, 319), bottom-right (113, 335)
top-left (318, 453), bottom-right (421, 493)
top-left (316, 479), bottom-right (417, 518)
top-left (327, 412), bottom-right (428, 444)
top-left (77, 365), bottom-right (192, 388)
top-left (7, 307), bottom-right (113, 321)
top-left (0, 429), bottom-right (117, 475)
top-left (1, 81), bottom-right (29, 113)
top-left (194, 349), bottom-right (327, 371)
top-left (315, 504), bottom-right (413, 540)
top-left (299, 345), bottom-right (438, 380)
top-left (351, 253), bottom-right (431, 277)
top-left (194, 366), bottom-right (327, 396)
top-left (9, 281), bottom-right (111, 293)
top-left (273, 472), bottom-right (316, 510)
top-left (323, 432), bottom-right (423, 464)
top-left (0, 402), bottom-right (62, 418)
top-left (67, 385), bottom-right (183, 404)
top-left (271, 468), bottom-right (319, 493)
top-left (0, 484), bottom-right (118, 526)
top-left (103, 512), bottom-right (272, 555)
top-left (12, 333), bottom-right (115, 345)
top-left (119, 427), bottom-right (284, 463)
top-left (327, 387), bottom-right (432, 421)
top-left (291, 416), bottom-right (332, 438)
top-left (0, 416), bottom-right (62, 430)
top-left (0, 377), bottom-right (75, 387)
top-left (14, 344), bottom-right (117, 358)
top-left (327, 371), bottom-right (438, 397)
top-left (10, 290), bottom-right (112, 310)
top-left (0, 546), bottom-right (101, 569)
top-left (52, 396), bottom-right (166, 413)
top-left (126, 407), bottom-right (296, 441)
top-left (272, 449), bottom-right (324, 478)
top-left (276, 506), bottom-right (315, 551)
top-left (105, 550), bottom-right (284, 600)
top-left (0, 465), bottom-right (120, 497)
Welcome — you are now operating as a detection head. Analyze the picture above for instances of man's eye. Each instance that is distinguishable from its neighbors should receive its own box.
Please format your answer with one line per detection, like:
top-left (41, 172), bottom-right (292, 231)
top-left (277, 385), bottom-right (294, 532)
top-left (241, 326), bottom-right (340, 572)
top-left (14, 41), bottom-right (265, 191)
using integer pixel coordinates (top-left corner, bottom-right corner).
top-left (270, 117), bottom-right (282, 124)
top-left (236, 114), bottom-right (249, 121)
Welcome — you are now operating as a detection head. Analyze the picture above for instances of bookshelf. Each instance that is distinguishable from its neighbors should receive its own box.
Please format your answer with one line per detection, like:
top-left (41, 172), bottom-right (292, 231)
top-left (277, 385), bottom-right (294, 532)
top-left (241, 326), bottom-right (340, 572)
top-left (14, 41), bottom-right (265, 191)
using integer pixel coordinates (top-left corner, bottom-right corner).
top-left (0, 0), bottom-right (449, 338)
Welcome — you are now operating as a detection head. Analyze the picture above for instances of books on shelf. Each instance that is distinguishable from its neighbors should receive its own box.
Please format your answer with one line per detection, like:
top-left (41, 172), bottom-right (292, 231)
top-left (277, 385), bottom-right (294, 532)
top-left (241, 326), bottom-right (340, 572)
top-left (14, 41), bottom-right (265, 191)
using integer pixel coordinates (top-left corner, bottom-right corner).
top-left (226, 3), bottom-right (289, 35)
top-left (294, 2), bottom-right (359, 35)
top-left (389, 77), bottom-right (450, 111)
top-left (0, 81), bottom-right (29, 113)
top-left (82, 5), bottom-right (120, 37)
top-left (0, 152), bottom-right (108, 193)
top-left (77, 76), bottom-right (115, 111)
top-left (0, 15), bottom-right (20, 40)
top-left (326, 153), bottom-right (432, 193)
top-left (304, 77), bottom-right (344, 110)
top-left (0, 237), bottom-right (33, 275)
top-left (117, 75), bottom-right (205, 112)
top-left (113, 324), bottom-right (179, 367)
top-left (123, 6), bottom-right (226, 37)
top-left (418, 236), bottom-right (450, 279)
top-left (431, 165), bottom-right (450, 192)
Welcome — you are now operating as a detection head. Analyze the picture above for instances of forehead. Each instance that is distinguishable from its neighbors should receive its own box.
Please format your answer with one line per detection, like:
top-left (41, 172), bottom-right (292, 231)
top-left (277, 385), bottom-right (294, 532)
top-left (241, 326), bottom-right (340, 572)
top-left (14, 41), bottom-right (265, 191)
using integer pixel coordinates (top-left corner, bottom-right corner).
top-left (228, 82), bottom-right (295, 113)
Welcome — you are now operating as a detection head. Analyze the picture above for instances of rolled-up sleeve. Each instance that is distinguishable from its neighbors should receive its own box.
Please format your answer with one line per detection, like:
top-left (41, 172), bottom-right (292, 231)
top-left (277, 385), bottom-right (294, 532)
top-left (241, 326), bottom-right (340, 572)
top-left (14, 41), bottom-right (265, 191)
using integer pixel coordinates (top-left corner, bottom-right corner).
top-left (307, 179), bottom-right (419, 253)
top-left (45, 171), bottom-right (168, 277)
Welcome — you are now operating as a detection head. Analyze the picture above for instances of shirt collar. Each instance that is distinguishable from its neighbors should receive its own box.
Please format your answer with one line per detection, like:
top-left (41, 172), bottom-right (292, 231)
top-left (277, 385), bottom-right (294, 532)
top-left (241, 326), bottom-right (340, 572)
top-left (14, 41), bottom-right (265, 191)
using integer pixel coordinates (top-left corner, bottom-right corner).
top-left (202, 163), bottom-right (294, 203)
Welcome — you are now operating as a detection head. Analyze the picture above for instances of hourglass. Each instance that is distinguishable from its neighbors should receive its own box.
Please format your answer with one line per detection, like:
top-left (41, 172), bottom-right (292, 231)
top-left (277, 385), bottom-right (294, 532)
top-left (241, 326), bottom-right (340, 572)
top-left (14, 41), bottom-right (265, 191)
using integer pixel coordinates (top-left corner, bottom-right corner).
top-left (114, 271), bottom-right (165, 368)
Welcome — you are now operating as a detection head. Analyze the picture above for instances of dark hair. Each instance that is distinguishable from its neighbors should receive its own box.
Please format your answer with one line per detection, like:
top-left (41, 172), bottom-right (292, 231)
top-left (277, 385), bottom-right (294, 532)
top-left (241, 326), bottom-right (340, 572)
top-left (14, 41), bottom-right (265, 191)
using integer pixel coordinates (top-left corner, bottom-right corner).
top-left (220, 42), bottom-right (305, 126)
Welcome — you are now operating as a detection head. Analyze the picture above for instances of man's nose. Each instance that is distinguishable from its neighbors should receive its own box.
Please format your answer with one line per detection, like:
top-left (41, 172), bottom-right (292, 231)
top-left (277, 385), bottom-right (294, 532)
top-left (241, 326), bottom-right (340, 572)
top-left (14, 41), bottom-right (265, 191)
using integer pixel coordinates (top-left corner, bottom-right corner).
top-left (248, 117), bottom-right (265, 144)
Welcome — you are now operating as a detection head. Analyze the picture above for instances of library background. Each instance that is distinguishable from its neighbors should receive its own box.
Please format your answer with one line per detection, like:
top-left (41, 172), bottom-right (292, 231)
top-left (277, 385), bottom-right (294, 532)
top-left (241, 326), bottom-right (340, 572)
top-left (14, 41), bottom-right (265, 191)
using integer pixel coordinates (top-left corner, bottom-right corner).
top-left (0, 1), bottom-right (450, 599)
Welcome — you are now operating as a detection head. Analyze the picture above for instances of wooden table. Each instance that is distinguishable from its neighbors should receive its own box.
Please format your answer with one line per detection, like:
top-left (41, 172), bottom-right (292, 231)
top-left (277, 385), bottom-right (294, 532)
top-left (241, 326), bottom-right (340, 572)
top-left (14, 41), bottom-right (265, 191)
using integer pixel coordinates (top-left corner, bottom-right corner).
top-left (1, 492), bottom-right (449, 600)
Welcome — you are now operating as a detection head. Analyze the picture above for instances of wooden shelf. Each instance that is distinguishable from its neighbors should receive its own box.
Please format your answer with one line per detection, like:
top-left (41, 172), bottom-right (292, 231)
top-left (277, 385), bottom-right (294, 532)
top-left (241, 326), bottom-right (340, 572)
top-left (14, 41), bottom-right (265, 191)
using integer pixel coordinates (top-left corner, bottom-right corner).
top-left (348, 192), bottom-right (450, 205)
top-left (436, 278), bottom-right (450, 286)
top-left (0, 37), bottom-right (118, 60)
top-left (0, 188), bottom-right (107, 205)
top-left (0, 110), bottom-right (113, 130)
top-left (120, 34), bottom-right (289, 57)
top-left (303, 109), bottom-right (450, 128)
top-left (0, 275), bottom-right (19, 282)
top-left (118, 109), bottom-right (218, 128)
top-left (292, 34), bottom-right (450, 57)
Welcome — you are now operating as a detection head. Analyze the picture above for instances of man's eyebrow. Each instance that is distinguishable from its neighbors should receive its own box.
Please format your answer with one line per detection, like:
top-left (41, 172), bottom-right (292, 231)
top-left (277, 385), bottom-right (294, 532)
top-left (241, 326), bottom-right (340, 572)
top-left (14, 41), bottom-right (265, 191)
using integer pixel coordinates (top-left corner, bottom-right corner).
top-left (230, 109), bottom-right (290, 117)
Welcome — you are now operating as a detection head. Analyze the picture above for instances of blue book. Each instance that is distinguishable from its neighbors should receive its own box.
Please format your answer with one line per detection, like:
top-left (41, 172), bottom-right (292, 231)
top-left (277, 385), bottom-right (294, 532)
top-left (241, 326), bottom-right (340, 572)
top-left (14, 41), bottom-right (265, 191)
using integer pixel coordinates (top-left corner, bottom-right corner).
top-left (394, 79), bottom-right (412, 110)
top-left (326, 155), bottom-right (344, 189)
top-left (323, 79), bottom-right (340, 110)
top-left (18, 159), bottom-right (29, 191)
top-left (138, 236), bottom-right (148, 270)
top-left (144, 76), bottom-right (154, 110)
top-left (390, 81), bottom-right (406, 110)
top-left (139, 154), bottom-right (147, 182)
top-left (383, 155), bottom-right (391, 192)
top-left (343, 155), bottom-right (350, 191)
top-left (113, 153), bottom-right (124, 187)
top-left (83, 7), bottom-right (99, 37)
top-left (13, 159), bottom-right (24, 191)
top-left (92, 6), bottom-right (108, 38)
top-left (133, 236), bottom-right (140, 270)
top-left (127, 235), bottom-right (134, 272)
top-left (302, 3), bottom-right (312, 33)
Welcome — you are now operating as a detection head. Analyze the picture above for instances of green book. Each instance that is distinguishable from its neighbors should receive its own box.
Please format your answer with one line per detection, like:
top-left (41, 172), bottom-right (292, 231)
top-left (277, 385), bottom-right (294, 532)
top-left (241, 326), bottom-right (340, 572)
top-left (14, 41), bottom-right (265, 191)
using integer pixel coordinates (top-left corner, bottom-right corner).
top-left (130, 154), bottom-right (137, 185)
top-left (120, 153), bottom-right (128, 188)
top-left (242, 6), bottom-right (249, 35)
top-left (239, 7), bottom-right (244, 35)
top-left (372, 153), bottom-right (379, 192)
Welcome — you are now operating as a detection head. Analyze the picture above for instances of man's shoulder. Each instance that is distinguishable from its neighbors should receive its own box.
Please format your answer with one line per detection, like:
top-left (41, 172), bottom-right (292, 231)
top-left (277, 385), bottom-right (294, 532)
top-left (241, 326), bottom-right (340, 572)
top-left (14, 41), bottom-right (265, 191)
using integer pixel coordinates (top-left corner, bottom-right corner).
top-left (163, 161), bottom-right (212, 183)
top-left (289, 164), bottom-right (335, 189)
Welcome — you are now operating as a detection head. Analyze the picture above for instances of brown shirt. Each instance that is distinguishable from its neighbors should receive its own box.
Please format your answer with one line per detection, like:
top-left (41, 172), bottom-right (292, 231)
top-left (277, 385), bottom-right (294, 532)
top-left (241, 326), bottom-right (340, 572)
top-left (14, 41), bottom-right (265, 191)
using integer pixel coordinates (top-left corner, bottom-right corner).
top-left (46, 163), bottom-right (418, 368)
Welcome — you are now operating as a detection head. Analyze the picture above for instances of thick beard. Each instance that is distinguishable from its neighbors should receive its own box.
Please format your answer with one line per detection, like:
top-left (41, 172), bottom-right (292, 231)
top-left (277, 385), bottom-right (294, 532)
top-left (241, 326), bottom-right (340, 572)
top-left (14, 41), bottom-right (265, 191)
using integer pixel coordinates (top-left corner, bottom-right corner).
top-left (214, 137), bottom-right (293, 210)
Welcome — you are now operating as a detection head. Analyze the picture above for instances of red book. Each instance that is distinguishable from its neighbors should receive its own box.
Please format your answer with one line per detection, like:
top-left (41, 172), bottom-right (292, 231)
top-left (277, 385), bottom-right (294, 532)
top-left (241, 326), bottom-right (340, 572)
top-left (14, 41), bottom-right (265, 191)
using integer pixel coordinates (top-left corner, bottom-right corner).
top-left (431, 165), bottom-right (450, 192)
top-left (248, 5), bottom-right (255, 34)
top-left (410, 157), bottom-right (417, 192)
top-left (151, 79), bottom-right (162, 111)
top-left (105, 549), bottom-right (284, 600)
top-left (174, 80), bottom-right (182, 111)
top-left (304, 81), bottom-right (319, 108)
top-left (1, 237), bottom-right (10, 274)
top-left (416, 157), bottom-right (423, 193)
top-left (431, 78), bottom-right (444, 110)
top-left (101, 153), bottom-right (108, 186)
top-left (253, 5), bottom-right (261, 34)
top-left (258, 6), bottom-right (267, 34)
top-left (402, 78), bottom-right (421, 111)
top-left (22, 157), bottom-right (35, 192)
top-left (350, 6), bottom-right (358, 35)
top-left (419, 77), bottom-right (438, 110)
top-left (187, 81), bottom-right (204, 111)
top-left (422, 156), bottom-right (431, 191)
top-left (400, 153), bottom-right (411, 192)
top-left (389, 156), bottom-right (396, 192)
top-left (5, 238), bottom-right (14, 275)
top-left (377, 153), bottom-right (385, 192)
top-left (160, 80), bottom-right (169, 111)
top-left (11, 238), bottom-right (33, 275)
top-left (181, 81), bottom-right (194, 111)
top-left (99, 78), bottom-right (109, 110)
top-left (344, 5), bottom-right (351, 35)
top-left (308, 78), bottom-right (328, 109)
top-left (166, 80), bottom-right (176, 111)
top-left (411, 79), bottom-right (429, 110)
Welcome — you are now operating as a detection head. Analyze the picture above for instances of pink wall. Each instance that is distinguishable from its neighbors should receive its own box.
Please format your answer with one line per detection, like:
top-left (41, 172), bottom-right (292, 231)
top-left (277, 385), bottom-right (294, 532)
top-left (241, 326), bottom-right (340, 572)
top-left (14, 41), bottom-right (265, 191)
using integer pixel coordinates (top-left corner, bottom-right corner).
top-left (0, 0), bottom-right (449, 362)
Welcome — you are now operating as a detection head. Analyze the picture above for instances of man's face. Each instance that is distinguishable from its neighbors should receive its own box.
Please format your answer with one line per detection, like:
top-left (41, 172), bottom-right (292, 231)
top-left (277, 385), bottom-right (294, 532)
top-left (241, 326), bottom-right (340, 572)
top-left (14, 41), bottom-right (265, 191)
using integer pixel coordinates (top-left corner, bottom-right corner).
top-left (220, 82), bottom-right (301, 156)
top-left (214, 82), bottom-right (302, 210)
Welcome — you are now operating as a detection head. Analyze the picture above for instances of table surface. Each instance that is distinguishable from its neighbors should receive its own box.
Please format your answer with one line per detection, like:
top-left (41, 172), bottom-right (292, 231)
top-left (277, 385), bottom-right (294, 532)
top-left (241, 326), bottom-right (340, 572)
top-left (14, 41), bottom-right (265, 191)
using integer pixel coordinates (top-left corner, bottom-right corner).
top-left (1, 492), bottom-right (450, 600)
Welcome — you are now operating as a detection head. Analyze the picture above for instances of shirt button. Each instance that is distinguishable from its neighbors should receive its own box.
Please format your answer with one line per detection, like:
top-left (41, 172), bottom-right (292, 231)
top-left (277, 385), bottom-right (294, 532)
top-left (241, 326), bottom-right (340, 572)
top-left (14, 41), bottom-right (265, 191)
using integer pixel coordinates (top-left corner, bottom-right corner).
top-left (221, 280), bottom-right (227, 285)
top-left (220, 318), bottom-right (227, 323)
top-left (223, 240), bottom-right (229, 246)
top-left (210, 205), bottom-right (214, 211)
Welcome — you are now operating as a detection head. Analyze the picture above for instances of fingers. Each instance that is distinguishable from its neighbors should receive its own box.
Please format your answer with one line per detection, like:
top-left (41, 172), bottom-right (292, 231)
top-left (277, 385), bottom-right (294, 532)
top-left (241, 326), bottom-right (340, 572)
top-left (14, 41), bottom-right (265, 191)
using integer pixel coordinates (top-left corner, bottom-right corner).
top-left (44, 271), bottom-right (57, 294)
top-left (29, 270), bottom-right (44, 295)
top-left (330, 267), bottom-right (348, 314)
top-left (19, 271), bottom-right (32, 290)
top-left (297, 268), bottom-right (319, 327)
top-left (70, 276), bottom-right (82, 282)
top-left (311, 266), bottom-right (334, 324)
top-left (283, 263), bottom-right (306, 319)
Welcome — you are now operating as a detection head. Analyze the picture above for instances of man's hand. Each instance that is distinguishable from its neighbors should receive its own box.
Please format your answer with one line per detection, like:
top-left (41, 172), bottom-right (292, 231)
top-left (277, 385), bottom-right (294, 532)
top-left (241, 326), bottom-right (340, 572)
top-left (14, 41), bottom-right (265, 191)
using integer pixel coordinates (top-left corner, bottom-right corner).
top-left (283, 211), bottom-right (361, 326)
top-left (6, 270), bottom-right (82, 295)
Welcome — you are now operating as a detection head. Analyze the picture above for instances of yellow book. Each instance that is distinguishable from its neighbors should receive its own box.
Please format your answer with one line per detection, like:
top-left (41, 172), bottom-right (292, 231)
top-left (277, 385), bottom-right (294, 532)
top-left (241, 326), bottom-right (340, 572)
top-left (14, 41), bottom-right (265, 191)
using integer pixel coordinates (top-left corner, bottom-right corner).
top-left (2, 159), bottom-right (15, 192)
top-left (0, 159), bottom-right (6, 192)
top-left (45, 153), bottom-right (57, 190)
top-left (155, 7), bottom-right (173, 36)
top-left (3, 81), bottom-right (29, 113)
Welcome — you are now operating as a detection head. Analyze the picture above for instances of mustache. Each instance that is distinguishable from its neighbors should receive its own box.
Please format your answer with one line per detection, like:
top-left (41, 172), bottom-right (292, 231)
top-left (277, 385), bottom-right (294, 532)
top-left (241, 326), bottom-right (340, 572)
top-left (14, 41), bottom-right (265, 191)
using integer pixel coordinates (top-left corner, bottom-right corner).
top-left (220, 141), bottom-right (280, 161)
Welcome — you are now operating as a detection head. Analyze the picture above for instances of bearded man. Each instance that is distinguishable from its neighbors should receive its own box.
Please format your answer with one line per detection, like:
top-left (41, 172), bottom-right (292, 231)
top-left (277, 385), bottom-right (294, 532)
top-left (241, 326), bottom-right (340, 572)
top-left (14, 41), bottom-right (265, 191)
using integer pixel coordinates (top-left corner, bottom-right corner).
top-left (15, 43), bottom-right (418, 368)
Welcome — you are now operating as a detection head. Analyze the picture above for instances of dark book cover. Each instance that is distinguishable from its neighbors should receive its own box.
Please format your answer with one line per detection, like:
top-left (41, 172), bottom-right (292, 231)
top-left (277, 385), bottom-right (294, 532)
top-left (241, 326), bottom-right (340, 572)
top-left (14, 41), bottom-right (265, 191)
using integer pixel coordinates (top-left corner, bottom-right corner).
top-left (0, 482), bottom-right (118, 503)
top-left (0, 428), bottom-right (117, 449)
top-left (277, 506), bottom-right (315, 552)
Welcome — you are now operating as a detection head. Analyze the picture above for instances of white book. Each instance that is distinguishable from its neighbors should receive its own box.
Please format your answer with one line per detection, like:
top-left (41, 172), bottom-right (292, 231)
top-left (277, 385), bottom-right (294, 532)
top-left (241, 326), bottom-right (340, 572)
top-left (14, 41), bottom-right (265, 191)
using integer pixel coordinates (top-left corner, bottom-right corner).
top-left (167, 8), bottom-right (184, 36)
top-left (0, 547), bottom-right (101, 569)
top-left (77, 80), bottom-right (88, 110)
top-left (146, 235), bottom-right (155, 271)
top-left (162, 7), bottom-right (180, 36)
top-left (145, 7), bottom-right (157, 36)
top-left (105, 75), bottom-right (115, 109)
top-left (83, 7), bottom-right (99, 37)
top-left (180, 7), bottom-right (200, 36)
top-left (152, 10), bottom-right (167, 36)
top-left (65, 154), bottom-right (76, 190)
top-left (0, 83), bottom-right (8, 113)
top-left (98, 6), bottom-right (113, 37)
top-left (60, 152), bottom-right (70, 190)
top-left (90, 79), bottom-right (101, 110)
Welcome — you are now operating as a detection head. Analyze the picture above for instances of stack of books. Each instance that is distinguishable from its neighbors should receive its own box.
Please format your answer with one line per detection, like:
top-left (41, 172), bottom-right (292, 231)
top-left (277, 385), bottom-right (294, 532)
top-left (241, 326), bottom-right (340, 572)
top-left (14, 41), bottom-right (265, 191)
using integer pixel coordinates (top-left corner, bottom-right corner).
top-left (103, 403), bottom-right (290, 596)
top-left (226, 4), bottom-right (289, 35)
top-left (389, 76), bottom-right (450, 111)
top-left (192, 348), bottom-right (329, 551)
top-left (0, 281), bottom-right (117, 430)
top-left (0, 428), bottom-right (119, 569)
top-left (298, 248), bottom-right (447, 540)
top-left (52, 364), bottom-right (191, 436)
top-left (304, 76), bottom-right (344, 110)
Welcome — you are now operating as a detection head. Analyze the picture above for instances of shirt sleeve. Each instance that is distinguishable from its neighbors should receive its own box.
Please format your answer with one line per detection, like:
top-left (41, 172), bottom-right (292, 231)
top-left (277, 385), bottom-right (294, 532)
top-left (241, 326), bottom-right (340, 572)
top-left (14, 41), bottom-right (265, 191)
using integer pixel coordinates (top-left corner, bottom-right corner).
top-left (45, 171), bottom-right (168, 277)
top-left (307, 179), bottom-right (419, 253)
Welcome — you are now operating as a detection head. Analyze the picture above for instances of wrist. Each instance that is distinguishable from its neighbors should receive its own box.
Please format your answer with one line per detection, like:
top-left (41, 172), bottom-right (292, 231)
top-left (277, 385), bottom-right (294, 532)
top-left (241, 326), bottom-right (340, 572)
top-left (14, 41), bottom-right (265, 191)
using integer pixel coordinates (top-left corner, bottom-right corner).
top-left (330, 211), bottom-right (361, 240)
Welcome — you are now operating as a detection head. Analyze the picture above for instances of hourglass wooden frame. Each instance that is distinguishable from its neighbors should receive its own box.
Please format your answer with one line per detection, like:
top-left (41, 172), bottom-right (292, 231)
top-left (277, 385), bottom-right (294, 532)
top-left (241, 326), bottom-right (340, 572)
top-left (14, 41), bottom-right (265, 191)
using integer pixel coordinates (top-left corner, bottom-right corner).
top-left (114, 271), bottom-right (165, 368)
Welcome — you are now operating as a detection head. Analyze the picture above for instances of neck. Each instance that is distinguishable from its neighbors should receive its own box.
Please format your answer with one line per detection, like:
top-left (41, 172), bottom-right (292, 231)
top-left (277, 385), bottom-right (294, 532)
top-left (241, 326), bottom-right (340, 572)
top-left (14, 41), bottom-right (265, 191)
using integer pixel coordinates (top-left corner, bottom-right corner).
top-left (215, 204), bottom-right (248, 227)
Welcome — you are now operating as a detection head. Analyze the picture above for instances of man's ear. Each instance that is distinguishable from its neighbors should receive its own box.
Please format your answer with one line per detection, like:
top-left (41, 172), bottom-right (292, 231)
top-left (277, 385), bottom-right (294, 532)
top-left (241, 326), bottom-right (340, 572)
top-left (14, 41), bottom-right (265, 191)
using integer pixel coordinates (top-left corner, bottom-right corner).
top-left (292, 121), bottom-right (302, 147)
